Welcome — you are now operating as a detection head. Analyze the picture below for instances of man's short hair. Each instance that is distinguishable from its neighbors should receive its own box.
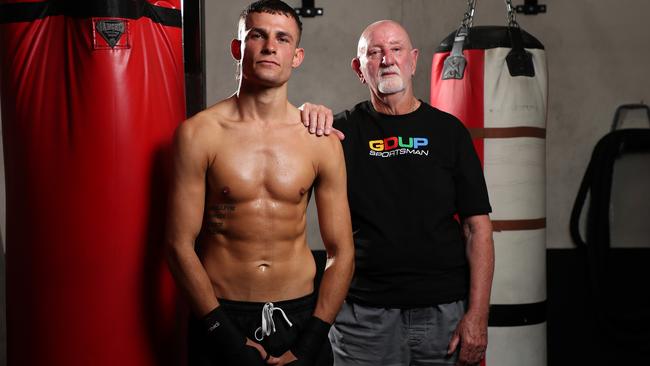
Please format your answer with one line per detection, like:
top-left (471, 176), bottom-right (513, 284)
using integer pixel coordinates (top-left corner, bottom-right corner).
top-left (239, 0), bottom-right (303, 44)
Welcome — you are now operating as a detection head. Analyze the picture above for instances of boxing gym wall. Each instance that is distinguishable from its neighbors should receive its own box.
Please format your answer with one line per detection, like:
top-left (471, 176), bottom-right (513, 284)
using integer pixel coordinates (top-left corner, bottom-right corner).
top-left (2, 0), bottom-right (650, 364)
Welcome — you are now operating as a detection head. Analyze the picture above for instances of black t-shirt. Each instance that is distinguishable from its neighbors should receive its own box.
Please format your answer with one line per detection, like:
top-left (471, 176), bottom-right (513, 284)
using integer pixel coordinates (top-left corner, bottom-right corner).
top-left (334, 101), bottom-right (492, 308)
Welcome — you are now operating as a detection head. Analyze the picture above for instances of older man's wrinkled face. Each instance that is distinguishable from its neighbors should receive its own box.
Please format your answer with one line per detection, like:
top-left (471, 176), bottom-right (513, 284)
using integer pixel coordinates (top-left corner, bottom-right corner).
top-left (356, 22), bottom-right (418, 95)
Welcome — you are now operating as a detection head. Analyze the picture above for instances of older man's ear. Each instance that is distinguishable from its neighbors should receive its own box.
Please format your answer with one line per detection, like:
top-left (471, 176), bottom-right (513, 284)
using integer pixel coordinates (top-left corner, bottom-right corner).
top-left (351, 57), bottom-right (365, 84)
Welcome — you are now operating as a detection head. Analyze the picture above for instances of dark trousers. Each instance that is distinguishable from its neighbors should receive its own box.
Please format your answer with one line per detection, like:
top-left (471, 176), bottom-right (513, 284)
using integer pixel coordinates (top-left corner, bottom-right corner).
top-left (189, 293), bottom-right (333, 366)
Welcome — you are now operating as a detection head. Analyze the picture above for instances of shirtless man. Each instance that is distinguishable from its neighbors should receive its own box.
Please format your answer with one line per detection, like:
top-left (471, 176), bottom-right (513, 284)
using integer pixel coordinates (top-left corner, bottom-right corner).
top-left (165, 1), bottom-right (354, 365)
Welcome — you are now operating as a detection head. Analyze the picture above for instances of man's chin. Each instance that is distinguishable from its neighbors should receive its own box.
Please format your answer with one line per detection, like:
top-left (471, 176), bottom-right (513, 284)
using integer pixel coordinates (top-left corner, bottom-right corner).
top-left (377, 76), bottom-right (405, 94)
top-left (378, 84), bottom-right (405, 94)
top-left (244, 74), bottom-right (287, 88)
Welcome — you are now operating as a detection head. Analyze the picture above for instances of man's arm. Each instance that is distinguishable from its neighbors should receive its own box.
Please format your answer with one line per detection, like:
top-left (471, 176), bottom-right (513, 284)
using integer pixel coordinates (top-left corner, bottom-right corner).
top-left (448, 214), bottom-right (494, 366)
top-left (166, 120), bottom-right (268, 362)
top-left (312, 134), bottom-right (355, 323)
top-left (165, 120), bottom-right (217, 316)
top-left (165, 120), bottom-right (219, 317)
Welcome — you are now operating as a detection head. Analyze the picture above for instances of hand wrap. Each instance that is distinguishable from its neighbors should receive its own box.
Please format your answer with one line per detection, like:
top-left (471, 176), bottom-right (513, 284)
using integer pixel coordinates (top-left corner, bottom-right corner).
top-left (201, 306), bottom-right (267, 365)
top-left (290, 316), bottom-right (331, 361)
top-left (201, 306), bottom-right (246, 350)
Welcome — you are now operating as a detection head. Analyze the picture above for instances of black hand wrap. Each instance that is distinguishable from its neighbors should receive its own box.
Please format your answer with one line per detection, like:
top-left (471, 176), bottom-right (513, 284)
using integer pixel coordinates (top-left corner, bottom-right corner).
top-left (201, 306), bottom-right (247, 357)
top-left (291, 316), bottom-right (331, 361)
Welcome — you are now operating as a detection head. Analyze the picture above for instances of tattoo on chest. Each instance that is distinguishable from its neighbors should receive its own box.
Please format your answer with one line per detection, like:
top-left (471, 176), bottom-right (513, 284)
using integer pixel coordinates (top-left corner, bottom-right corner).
top-left (205, 204), bottom-right (236, 234)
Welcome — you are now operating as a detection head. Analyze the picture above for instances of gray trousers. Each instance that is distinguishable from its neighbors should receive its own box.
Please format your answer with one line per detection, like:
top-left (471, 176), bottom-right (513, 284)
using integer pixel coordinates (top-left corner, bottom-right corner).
top-left (329, 300), bottom-right (466, 366)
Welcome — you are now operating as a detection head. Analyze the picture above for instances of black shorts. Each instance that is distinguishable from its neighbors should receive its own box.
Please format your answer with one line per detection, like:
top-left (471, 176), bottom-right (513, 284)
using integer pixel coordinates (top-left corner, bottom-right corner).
top-left (188, 293), bottom-right (333, 366)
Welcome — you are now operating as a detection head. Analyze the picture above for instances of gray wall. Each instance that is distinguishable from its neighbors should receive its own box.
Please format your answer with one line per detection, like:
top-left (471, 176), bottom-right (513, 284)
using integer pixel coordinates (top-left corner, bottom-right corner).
top-left (204, 0), bottom-right (650, 250)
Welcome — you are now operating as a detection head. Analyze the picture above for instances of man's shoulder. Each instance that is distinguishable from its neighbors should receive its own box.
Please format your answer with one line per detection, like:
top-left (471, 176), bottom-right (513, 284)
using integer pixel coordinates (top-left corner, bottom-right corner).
top-left (333, 101), bottom-right (371, 134)
top-left (417, 102), bottom-right (468, 133)
top-left (333, 100), bottom-right (462, 127)
top-left (179, 98), bottom-right (236, 132)
top-left (174, 100), bottom-right (236, 153)
top-left (200, 98), bottom-right (239, 125)
top-left (423, 103), bottom-right (462, 122)
top-left (306, 131), bottom-right (343, 172)
top-left (305, 128), bottom-right (342, 154)
top-left (334, 101), bottom-right (369, 121)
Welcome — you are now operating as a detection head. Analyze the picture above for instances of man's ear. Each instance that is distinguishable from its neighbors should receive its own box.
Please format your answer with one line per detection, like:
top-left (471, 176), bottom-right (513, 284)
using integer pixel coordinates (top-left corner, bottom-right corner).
top-left (231, 39), bottom-right (242, 61)
top-left (292, 47), bottom-right (305, 68)
top-left (411, 48), bottom-right (419, 75)
top-left (351, 57), bottom-right (365, 84)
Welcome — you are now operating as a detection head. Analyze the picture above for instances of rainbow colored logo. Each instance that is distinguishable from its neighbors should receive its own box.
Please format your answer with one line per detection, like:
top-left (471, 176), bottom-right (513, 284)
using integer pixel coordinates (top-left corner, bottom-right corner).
top-left (369, 136), bottom-right (428, 151)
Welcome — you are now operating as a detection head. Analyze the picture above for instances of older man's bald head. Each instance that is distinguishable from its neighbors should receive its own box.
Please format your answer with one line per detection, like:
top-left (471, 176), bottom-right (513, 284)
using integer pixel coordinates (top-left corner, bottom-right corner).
top-left (357, 20), bottom-right (414, 57)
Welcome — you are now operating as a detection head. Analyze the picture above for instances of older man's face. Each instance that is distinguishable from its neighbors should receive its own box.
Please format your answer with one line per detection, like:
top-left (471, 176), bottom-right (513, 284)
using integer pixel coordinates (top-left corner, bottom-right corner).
top-left (357, 22), bottom-right (417, 95)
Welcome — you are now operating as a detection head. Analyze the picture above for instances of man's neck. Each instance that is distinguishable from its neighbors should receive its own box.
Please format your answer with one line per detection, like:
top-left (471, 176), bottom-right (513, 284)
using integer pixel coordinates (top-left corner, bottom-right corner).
top-left (235, 81), bottom-right (291, 123)
top-left (369, 88), bottom-right (420, 116)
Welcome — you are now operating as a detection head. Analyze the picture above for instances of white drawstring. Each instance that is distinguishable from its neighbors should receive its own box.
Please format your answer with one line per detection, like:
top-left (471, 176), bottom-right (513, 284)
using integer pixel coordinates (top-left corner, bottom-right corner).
top-left (254, 302), bottom-right (293, 341)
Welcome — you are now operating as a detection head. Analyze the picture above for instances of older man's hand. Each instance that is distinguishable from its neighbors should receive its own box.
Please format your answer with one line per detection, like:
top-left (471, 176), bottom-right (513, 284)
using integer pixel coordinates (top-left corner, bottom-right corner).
top-left (447, 311), bottom-right (488, 366)
top-left (298, 102), bottom-right (344, 140)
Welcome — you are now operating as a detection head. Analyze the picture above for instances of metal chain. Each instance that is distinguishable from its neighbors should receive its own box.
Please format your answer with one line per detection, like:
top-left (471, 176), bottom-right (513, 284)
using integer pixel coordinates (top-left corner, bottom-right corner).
top-left (460, 0), bottom-right (520, 29)
top-left (443, 0), bottom-right (476, 79)
top-left (460, 0), bottom-right (477, 29)
top-left (504, 0), bottom-right (519, 27)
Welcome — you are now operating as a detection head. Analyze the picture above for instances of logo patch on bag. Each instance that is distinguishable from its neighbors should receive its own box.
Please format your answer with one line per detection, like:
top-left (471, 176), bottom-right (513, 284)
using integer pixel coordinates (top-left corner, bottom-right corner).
top-left (93, 19), bottom-right (130, 49)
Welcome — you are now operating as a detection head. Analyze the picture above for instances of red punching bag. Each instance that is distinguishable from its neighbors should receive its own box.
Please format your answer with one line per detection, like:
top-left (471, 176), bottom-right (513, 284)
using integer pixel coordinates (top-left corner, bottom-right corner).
top-left (430, 1), bottom-right (547, 366)
top-left (0, 1), bottom-right (185, 365)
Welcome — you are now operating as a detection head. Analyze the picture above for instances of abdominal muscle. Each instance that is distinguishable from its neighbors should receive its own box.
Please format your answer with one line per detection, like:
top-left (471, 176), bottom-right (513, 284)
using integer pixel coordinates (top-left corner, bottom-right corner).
top-left (198, 198), bottom-right (317, 303)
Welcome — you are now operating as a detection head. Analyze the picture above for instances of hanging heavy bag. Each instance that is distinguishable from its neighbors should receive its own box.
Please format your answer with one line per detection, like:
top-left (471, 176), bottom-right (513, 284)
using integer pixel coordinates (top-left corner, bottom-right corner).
top-left (430, 2), bottom-right (547, 366)
top-left (0, 1), bottom-right (185, 365)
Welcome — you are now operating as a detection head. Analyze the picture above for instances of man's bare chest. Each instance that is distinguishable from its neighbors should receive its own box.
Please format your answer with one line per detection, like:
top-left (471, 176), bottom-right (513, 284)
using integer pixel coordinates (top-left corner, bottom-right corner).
top-left (206, 136), bottom-right (317, 203)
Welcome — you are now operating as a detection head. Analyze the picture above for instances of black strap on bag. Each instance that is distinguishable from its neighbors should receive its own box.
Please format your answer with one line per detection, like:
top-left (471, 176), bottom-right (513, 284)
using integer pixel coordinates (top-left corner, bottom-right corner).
top-left (0, 0), bottom-right (181, 27)
top-left (441, 0), bottom-right (536, 80)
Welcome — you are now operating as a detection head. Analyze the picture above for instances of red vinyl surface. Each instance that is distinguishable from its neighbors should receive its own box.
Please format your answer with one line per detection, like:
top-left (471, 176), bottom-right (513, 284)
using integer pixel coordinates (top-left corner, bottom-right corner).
top-left (0, 1), bottom-right (185, 365)
top-left (430, 49), bottom-right (485, 165)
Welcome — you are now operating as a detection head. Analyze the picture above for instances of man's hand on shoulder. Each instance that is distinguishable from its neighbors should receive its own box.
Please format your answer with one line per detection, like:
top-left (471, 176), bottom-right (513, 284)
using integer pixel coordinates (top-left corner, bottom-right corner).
top-left (299, 102), bottom-right (345, 140)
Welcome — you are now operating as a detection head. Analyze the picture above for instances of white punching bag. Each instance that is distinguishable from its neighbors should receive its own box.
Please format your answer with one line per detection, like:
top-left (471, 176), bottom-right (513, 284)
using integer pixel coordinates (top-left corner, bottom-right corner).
top-left (430, 1), bottom-right (548, 365)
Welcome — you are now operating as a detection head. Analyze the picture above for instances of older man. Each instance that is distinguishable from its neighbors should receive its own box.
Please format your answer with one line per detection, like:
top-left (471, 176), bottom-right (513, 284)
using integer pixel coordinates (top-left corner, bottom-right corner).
top-left (302, 20), bottom-right (494, 366)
